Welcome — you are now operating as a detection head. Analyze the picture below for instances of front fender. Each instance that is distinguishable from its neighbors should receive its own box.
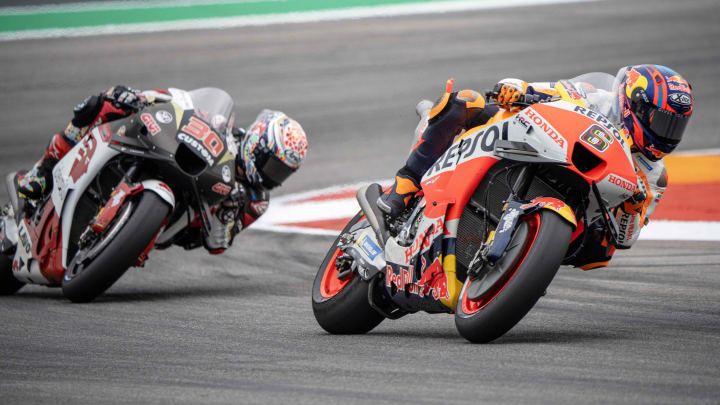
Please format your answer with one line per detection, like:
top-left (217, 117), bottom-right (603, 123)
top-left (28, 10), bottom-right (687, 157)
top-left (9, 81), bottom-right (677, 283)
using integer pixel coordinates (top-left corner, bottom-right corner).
top-left (521, 197), bottom-right (577, 229)
top-left (486, 197), bottom-right (576, 263)
top-left (141, 180), bottom-right (175, 209)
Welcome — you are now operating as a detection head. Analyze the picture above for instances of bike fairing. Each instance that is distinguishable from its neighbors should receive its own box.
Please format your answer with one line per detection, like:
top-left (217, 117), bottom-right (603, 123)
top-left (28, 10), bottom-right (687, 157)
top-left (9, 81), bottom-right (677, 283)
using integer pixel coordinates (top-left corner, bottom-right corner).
top-left (402, 102), bottom-right (630, 310)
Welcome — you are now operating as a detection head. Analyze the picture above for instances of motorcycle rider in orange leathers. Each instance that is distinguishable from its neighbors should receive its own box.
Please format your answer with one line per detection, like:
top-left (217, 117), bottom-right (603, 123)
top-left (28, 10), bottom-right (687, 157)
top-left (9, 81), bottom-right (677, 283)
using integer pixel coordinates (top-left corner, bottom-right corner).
top-left (377, 65), bottom-right (693, 269)
top-left (15, 86), bottom-right (308, 254)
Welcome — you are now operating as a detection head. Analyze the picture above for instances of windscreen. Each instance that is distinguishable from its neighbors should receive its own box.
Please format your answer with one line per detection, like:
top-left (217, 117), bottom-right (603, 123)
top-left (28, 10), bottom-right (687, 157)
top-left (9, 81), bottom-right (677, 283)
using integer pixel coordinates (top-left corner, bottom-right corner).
top-left (567, 72), bottom-right (617, 92)
top-left (566, 71), bottom-right (622, 125)
top-left (188, 87), bottom-right (235, 134)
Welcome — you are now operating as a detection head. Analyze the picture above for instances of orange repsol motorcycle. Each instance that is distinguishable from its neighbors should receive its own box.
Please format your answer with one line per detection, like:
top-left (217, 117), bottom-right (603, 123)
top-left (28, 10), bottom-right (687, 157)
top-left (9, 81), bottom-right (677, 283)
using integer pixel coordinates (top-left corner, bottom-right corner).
top-left (312, 77), bottom-right (637, 343)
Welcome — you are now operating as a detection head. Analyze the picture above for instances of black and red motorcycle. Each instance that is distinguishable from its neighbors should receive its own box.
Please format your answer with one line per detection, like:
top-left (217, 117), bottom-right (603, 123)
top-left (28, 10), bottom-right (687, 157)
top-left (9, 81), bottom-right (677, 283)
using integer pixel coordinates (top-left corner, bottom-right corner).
top-left (1, 88), bottom-right (240, 302)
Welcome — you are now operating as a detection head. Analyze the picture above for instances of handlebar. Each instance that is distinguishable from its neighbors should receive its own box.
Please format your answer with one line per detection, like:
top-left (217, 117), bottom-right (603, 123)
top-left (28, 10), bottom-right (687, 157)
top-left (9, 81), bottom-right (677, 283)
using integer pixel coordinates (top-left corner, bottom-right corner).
top-left (483, 90), bottom-right (544, 108)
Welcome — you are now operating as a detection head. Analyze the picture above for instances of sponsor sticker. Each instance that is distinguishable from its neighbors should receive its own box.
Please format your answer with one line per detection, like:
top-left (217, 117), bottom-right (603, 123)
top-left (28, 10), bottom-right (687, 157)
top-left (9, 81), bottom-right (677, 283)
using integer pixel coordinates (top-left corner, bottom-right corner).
top-left (499, 208), bottom-right (519, 233)
top-left (222, 165), bottom-right (232, 182)
top-left (669, 92), bottom-right (692, 107)
top-left (573, 105), bottom-right (627, 148)
top-left (580, 124), bottom-right (613, 153)
top-left (424, 121), bottom-right (509, 179)
top-left (523, 108), bottom-right (566, 148)
top-left (358, 234), bottom-right (381, 260)
top-left (181, 116), bottom-right (224, 157)
top-left (385, 257), bottom-right (449, 301)
top-left (250, 201), bottom-right (269, 216)
top-left (69, 135), bottom-right (97, 183)
top-left (155, 110), bottom-right (173, 124)
top-left (212, 182), bottom-right (231, 195)
top-left (606, 173), bottom-right (636, 193)
top-left (403, 217), bottom-right (444, 262)
top-left (141, 113), bottom-right (161, 136)
top-left (110, 189), bottom-right (126, 207)
top-left (667, 75), bottom-right (690, 92)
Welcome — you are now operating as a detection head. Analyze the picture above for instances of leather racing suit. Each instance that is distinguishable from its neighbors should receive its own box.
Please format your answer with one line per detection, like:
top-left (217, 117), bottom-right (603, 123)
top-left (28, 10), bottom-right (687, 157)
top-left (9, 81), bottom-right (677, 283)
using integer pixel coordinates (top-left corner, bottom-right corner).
top-left (394, 74), bottom-right (667, 270)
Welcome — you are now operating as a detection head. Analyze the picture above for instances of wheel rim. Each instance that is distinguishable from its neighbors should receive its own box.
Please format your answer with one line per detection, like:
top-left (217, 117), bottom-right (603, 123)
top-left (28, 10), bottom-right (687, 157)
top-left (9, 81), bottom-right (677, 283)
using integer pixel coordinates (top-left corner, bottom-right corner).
top-left (461, 213), bottom-right (541, 315)
top-left (319, 247), bottom-right (354, 299)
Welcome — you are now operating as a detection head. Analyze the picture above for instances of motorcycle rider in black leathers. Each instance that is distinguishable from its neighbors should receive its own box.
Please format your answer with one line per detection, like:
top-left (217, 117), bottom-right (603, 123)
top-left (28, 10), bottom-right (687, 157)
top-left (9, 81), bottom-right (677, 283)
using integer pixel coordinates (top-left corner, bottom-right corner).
top-left (16, 86), bottom-right (308, 254)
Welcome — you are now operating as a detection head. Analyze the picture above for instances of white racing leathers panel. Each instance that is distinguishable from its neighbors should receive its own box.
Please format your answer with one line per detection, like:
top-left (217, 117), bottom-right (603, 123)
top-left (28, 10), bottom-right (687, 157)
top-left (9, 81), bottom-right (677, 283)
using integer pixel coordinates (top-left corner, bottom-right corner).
top-left (52, 128), bottom-right (120, 268)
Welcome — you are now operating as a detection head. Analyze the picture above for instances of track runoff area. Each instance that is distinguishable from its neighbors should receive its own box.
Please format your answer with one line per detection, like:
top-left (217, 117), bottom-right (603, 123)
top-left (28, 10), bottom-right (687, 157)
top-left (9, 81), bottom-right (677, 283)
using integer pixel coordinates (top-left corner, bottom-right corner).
top-left (255, 150), bottom-right (720, 241)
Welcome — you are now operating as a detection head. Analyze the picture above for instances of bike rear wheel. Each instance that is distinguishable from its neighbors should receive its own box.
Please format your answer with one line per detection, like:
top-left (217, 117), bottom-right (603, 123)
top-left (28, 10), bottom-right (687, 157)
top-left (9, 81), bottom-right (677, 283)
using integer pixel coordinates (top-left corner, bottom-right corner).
top-left (311, 212), bottom-right (385, 334)
top-left (455, 210), bottom-right (572, 343)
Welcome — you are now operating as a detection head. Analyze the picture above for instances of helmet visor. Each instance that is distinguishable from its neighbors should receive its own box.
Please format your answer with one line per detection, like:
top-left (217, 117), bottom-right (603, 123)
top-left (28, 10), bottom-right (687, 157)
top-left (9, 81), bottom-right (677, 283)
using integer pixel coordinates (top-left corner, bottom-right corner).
top-left (633, 100), bottom-right (690, 145)
top-left (645, 107), bottom-right (690, 145)
top-left (257, 153), bottom-right (295, 189)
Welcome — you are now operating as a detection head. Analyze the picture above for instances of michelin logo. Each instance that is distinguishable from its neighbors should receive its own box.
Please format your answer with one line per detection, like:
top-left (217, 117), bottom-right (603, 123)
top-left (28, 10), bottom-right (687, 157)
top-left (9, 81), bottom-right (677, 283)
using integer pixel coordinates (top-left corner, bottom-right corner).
top-left (358, 235), bottom-right (381, 260)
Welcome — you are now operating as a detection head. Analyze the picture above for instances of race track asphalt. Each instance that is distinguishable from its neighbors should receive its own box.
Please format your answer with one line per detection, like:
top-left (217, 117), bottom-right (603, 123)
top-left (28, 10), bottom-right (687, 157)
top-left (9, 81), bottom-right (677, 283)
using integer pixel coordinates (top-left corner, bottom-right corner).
top-left (1, 0), bottom-right (719, 403)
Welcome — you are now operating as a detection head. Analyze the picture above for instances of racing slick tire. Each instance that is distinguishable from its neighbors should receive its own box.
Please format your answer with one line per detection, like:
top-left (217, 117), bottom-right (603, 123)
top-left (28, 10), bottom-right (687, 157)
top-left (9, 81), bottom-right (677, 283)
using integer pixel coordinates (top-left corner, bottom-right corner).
top-left (61, 191), bottom-right (170, 303)
top-left (455, 210), bottom-right (572, 343)
top-left (0, 254), bottom-right (24, 295)
top-left (312, 212), bottom-right (385, 334)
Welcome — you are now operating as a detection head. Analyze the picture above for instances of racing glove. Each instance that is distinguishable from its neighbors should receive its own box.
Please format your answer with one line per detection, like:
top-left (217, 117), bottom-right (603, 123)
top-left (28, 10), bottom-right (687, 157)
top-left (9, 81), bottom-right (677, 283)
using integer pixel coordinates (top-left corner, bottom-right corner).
top-left (622, 171), bottom-right (650, 216)
top-left (105, 85), bottom-right (148, 113)
top-left (492, 79), bottom-right (530, 110)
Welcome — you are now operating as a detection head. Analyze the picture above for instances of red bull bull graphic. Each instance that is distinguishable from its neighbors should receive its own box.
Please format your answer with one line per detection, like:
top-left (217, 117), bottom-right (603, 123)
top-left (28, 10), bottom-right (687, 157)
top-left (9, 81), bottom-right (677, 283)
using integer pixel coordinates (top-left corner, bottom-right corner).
top-left (625, 68), bottom-right (648, 98)
top-left (667, 75), bottom-right (690, 92)
top-left (385, 257), bottom-right (450, 301)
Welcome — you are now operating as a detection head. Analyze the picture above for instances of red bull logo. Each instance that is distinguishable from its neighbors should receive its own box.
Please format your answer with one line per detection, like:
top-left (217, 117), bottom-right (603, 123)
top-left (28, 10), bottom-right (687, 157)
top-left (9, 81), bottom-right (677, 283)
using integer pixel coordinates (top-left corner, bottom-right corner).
top-left (645, 144), bottom-right (665, 159)
top-left (625, 68), bottom-right (648, 98)
top-left (385, 257), bottom-right (449, 301)
top-left (626, 69), bottom-right (643, 89)
top-left (667, 75), bottom-right (690, 92)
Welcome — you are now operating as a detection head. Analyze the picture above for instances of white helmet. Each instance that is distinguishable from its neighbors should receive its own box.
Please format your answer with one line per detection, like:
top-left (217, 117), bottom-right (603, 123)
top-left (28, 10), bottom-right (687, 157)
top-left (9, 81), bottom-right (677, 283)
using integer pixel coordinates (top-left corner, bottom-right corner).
top-left (241, 110), bottom-right (308, 189)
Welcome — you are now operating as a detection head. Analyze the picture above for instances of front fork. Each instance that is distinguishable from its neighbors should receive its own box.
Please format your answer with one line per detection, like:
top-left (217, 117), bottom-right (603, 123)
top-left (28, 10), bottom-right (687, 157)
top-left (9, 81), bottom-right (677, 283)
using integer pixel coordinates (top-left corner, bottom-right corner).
top-left (469, 164), bottom-right (577, 274)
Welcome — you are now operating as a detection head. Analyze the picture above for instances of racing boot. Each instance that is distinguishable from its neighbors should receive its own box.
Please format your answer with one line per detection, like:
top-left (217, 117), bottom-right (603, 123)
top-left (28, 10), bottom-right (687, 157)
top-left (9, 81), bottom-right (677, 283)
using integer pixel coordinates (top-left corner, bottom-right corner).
top-left (16, 160), bottom-right (54, 200)
top-left (17, 132), bottom-right (73, 200)
top-left (377, 166), bottom-right (420, 218)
